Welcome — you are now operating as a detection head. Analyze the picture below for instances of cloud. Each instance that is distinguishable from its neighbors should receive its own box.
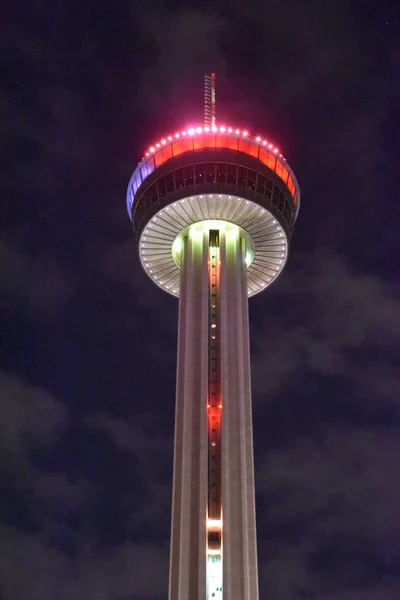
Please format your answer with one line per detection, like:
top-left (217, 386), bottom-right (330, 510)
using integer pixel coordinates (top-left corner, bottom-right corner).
top-left (85, 411), bottom-right (173, 532)
top-left (256, 428), bottom-right (400, 599)
top-left (0, 369), bottom-right (68, 462)
top-left (0, 372), bottom-right (169, 599)
top-left (250, 250), bottom-right (400, 404)
top-left (0, 238), bottom-right (75, 317)
top-left (132, 5), bottom-right (228, 119)
top-left (0, 525), bottom-right (168, 600)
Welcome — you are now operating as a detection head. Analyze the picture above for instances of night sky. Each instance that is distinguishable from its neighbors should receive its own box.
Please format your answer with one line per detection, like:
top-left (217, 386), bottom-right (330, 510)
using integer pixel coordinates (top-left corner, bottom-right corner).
top-left (2, 1), bottom-right (400, 599)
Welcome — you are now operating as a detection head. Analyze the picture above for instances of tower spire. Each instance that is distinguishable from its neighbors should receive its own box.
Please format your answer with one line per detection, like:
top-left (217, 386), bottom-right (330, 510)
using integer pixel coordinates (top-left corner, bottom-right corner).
top-left (204, 73), bottom-right (216, 127)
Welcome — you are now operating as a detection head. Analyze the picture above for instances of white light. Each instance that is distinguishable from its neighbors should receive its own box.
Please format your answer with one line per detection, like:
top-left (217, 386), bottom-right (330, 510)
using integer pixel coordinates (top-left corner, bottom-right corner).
top-left (143, 237), bottom-right (146, 240)
top-left (196, 126), bottom-right (202, 133)
top-left (168, 136), bottom-right (172, 141)
top-left (273, 220), bottom-right (276, 224)
top-left (212, 126), bottom-right (217, 132)
top-left (156, 143), bottom-right (160, 147)
top-left (273, 148), bottom-right (278, 153)
top-left (155, 276), bottom-right (158, 279)
top-left (205, 126), bottom-right (210, 132)
top-left (149, 270), bottom-right (152, 273)
top-left (150, 147), bottom-right (155, 152)
top-left (256, 136), bottom-right (261, 142)
top-left (182, 131), bottom-right (186, 136)
top-left (161, 139), bottom-right (166, 144)
top-left (243, 130), bottom-right (248, 136)
top-left (228, 127), bottom-right (232, 133)
top-left (207, 518), bottom-right (222, 528)
top-left (175, 133), bottom-right (180, 138)
top-left (188, 128), bottom-right (195, 135)
top-left (174, 289), bottom-right (177, 293)
top-left (268, 144), bottom-right (273, 148)
top-left (235, 129), bottom-right (240, 134)
top-left (263, 140), bottom-right (267, 145)
top-left (220, 126), bottom-right (225, 132)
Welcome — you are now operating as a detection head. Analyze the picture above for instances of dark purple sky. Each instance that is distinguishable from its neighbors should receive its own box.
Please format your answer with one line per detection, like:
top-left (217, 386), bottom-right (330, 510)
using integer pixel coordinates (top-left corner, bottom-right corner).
top-left (2, 1), bottom-right (400, 599)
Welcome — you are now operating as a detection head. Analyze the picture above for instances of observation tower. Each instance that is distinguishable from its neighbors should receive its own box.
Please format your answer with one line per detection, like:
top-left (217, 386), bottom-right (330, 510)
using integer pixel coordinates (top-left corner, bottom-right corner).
top-left (126, 74), bottom-right (300, 600)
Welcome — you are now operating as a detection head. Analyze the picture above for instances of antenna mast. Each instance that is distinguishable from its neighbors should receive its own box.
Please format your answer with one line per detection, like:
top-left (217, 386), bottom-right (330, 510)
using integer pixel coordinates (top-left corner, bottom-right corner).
top-left (204, 73), bottom-right (216, 127)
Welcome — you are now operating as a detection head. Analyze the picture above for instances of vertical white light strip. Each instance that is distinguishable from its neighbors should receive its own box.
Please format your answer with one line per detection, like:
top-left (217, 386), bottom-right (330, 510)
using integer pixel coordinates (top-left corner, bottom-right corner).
top-left (207, 555), bottom-right (223, 600)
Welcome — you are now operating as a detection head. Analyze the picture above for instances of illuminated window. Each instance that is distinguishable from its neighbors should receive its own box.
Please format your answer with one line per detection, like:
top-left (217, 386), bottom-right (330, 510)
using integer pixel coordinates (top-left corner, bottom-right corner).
top-left (216, 163), bottom-right (226, 183)
top-left (206, 163), bottom-right (216, 183)
top-left (217, 135), bottom-right (237, 151)
top-left (157, 177), bottom-right (166, 197)
top-left (265, 178), bottom-right (273, 199)
top-left (154, 151), bottom-right (165, 168)
top-left (140, 164), bottom-right (149, 181)
top-left (162, 146), bottom-right (173, 162)
top-left (227, 163), bottom-right (237, 184)
top-left (165, 172), bottom-right (174, 193)
top-left (247, 169), bottom-right (256, 191)
top-left (275, 161), bottom-right (284, 179)
top-left (146, 156), bottom-right (155, 175)
top-left (197, 134), bottom-right (215, 150)
top-left (148, 183), bottom-right (158, 203)
top-left (172, 141), bottom-right (184, 157)
top-left (281, 166), bottom-right (289, 184)
top-left (259, 149), bottom-right (276, 171)
top-left (184, 165), bottom-right (194, 186)
top-left (195, 163), bottom-right (205, 184)
top-left (238, 166), bottom-right (247, 187)
top-left (175, 168), bottom-right (184, 190)
top-left (247, 141), bottom-right (259, 158)
top-left (238, 139), bottom-right (256, 155)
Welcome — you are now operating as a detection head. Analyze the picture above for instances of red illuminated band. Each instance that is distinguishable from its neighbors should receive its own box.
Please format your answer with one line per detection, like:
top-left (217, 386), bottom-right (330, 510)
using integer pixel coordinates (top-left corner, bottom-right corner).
top-left (131, 127), bottom-right (298, 207)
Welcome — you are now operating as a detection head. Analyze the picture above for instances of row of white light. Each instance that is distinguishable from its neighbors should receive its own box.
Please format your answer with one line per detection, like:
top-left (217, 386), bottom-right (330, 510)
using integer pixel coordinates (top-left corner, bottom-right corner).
top-left (140, 196), bottom-right (287, 296)
top-left (144, 125), bottom-right (283, 159)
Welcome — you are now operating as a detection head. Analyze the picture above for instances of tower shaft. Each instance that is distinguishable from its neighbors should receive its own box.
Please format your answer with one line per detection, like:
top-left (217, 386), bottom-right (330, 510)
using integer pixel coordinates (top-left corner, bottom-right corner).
top-left (169, 224), bottom-right (259, 600)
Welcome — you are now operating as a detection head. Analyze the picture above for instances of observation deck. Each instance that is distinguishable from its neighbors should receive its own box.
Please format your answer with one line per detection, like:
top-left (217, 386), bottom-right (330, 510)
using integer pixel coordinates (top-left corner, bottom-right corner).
top-left (127, 126), bottom-right (300, 297)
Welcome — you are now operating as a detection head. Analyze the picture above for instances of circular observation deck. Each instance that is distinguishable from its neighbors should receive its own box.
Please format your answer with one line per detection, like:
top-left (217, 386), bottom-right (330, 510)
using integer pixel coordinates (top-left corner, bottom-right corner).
top-left (127, 127), bottom-right (300, 297)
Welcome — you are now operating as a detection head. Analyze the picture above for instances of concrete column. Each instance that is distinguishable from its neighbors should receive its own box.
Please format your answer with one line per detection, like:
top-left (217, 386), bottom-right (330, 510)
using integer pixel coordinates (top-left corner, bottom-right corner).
top-left (169, 230), bottom-right (209, 600)
top-left (220, 229), bottom-right (259, 600)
